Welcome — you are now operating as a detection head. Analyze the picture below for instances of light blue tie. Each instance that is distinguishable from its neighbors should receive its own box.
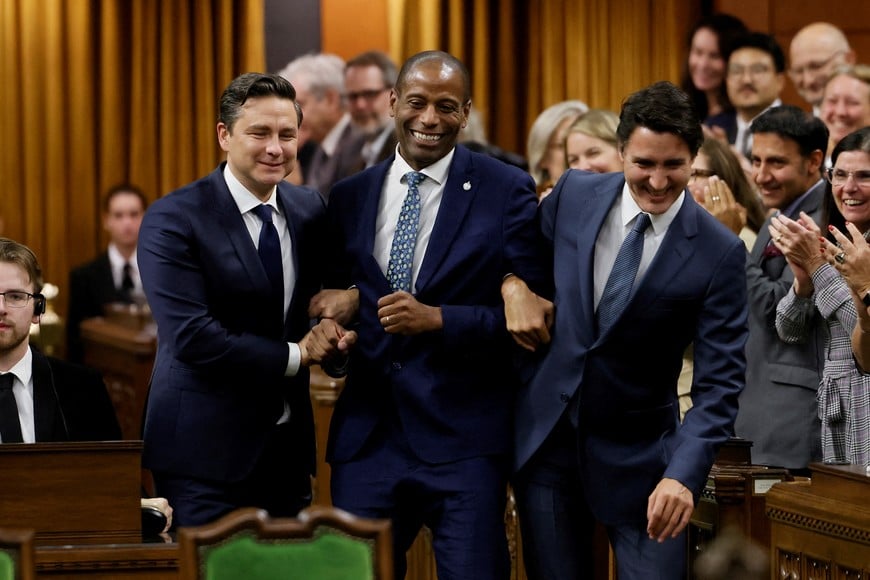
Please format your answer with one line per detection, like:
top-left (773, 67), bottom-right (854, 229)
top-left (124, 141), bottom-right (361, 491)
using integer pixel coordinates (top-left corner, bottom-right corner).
top-left (386, 171), bottom-right (426, 292)
top-left (597, 212), bottom-right (651, 334)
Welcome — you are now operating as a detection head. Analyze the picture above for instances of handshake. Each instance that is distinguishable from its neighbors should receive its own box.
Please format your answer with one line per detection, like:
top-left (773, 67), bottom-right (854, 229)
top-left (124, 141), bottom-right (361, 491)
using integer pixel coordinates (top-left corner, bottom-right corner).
top-left (298, 288), bottom-right (359, 369)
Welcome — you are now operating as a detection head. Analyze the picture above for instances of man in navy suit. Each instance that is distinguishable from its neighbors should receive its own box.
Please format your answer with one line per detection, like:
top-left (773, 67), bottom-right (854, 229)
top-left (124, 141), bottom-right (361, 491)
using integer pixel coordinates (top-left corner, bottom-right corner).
top-left (506, 82), bottom-right (748, 579)
top-left (138, 73), bottom-right (339, 527)
top-left (314, 51), bottom-right (545, 579)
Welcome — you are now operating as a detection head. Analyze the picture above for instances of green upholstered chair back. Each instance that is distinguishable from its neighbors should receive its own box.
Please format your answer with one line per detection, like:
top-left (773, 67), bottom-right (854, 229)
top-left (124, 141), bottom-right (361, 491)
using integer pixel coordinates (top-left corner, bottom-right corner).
top-left (178, 506), bottom-right (393, 580)
top-left (0, 528), bottom-right (35, 580)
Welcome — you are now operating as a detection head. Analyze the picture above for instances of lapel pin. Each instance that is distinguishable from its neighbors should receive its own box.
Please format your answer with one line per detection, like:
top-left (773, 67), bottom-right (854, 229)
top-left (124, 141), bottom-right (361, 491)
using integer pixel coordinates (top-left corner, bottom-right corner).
top-left (463, 181), bottom-right (471, 191)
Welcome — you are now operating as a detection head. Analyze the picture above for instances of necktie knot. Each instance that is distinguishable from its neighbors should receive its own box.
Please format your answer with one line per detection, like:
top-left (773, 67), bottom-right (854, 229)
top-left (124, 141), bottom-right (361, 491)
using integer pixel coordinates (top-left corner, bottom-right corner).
top-left (632, 212), bottom-right (651, 234)
top-left (252, 204), bottom-right (274, 224)
top-left (405, 171), bottom-right (425, 190)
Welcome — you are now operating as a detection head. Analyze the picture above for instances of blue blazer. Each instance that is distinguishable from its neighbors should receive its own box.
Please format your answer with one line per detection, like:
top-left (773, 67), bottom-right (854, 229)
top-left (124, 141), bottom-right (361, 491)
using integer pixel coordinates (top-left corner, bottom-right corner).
top-left (138, 164), bottom-right (325, 483)
top-left (514, 170), bottom-right (748, 525)
top-left (324, 145), bottom-right (546, 465)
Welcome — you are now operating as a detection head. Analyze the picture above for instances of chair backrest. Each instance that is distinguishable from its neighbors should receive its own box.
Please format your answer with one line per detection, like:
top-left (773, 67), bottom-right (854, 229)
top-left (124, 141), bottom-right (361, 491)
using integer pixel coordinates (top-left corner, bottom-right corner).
top-left (178, 506), bottom-right (393, 580)
top-left (0, 528), bottom-right (35, 580)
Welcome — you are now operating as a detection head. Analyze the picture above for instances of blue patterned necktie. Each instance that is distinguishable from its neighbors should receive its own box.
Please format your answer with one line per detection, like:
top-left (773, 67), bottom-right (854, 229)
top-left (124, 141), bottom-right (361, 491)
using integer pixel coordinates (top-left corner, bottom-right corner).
top-left (597, 212), bottom-right (651, 334)
top-left (386, 171), bottom-right (426, 292)
top-left (252, 204), bottom-right (284, 301)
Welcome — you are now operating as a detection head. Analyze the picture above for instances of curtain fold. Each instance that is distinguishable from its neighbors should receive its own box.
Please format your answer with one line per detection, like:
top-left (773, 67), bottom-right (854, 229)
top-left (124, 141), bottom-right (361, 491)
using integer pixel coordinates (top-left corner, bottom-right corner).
top-left (389, 0), bottom-right (694, 158)
top-left (0, 0), bottom-right (265, 321)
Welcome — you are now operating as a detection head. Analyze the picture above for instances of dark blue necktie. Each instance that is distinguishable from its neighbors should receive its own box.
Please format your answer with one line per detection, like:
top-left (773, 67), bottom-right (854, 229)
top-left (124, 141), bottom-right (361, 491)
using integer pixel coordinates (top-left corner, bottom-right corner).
top-left (252, 205), bottom-right (284, 301)
top-left (0, 373), bottom-right (23, 443)
top-left (597, 212), bottom-right (651, 334)
top-left (386, 171), bottom-right (426, 293)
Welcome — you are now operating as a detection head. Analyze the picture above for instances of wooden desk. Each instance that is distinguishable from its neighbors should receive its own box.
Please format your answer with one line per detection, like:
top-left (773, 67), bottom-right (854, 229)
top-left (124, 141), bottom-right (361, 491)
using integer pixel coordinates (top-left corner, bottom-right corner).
top-left (36, 543), bottom-right (178, 579)
top-left (80, 315), bottom-right (156, 440)
top-left (766, 462), bottom-right (870, 578)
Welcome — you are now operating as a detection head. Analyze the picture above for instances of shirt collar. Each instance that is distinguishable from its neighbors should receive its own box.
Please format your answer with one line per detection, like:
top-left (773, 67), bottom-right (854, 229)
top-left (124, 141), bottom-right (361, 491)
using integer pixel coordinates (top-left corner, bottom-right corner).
top-left (223, 164), bottom-right (280, 216)
top-left (107, 243), bottom-right (136, 268)
top-left (619, 182), bottom-right (684, 235)
top-left (392, 146), bottom-right (455, 187)
top-left (3, 346), bottom-right (33, 388)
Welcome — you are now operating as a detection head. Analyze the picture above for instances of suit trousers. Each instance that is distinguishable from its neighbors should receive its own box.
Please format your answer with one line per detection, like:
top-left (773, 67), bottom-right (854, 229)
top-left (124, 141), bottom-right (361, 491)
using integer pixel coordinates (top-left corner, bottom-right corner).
top-left (153, 422), bottom-right (311, 527)
top-left (514, 412), bottom-right (686, 580)
top-left (330, 417), bottom-right (510, 580)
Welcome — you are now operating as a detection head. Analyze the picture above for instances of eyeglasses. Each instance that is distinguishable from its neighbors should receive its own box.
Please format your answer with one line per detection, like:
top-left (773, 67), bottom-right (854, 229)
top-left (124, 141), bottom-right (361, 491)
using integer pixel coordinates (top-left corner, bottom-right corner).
top-left (727, 64), bottom-right (773, 78)
top-left (0, 291), bottom-right (37, 309)
top-left (346, 87), bottom-right (390, 102)
top-left (689, 169), bottom-right (716, 180)
top-left (788, 51), bottom-right (843, 79)
top-left (825, 167), bottom-right (870, 187)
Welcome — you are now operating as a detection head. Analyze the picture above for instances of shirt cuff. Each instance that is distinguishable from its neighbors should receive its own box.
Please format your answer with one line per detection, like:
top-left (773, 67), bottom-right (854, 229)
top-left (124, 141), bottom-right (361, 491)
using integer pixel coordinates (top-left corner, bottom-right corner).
top-left (285, 342), bottom-right (301, 376)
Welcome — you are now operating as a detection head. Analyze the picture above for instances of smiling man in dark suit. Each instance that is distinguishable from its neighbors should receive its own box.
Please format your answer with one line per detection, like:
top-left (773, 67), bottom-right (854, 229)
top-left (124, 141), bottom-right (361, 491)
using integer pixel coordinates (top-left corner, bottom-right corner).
top-left (313, 51), bottom-right (545, 579)
top-left (138, 73), bottom-right (340, 527)
top-left (506, 82), bottom-right (749, 580)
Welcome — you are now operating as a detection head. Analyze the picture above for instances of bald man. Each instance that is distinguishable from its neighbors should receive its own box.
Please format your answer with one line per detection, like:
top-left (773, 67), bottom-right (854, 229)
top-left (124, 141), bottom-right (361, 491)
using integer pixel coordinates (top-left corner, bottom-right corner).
top-left (789, 22), bottom-right (855, 114)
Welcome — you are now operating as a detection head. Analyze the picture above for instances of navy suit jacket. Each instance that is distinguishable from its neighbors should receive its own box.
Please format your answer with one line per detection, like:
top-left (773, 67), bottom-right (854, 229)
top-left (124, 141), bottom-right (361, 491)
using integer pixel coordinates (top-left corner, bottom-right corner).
top-left (705, 111), bottom-right (738, 144)
top-left (324, 145), bottom-right (546, 465)
top-left (515, 170), bottom-right (748, 525)
top-left (138, 164), bottom-right (325, 483)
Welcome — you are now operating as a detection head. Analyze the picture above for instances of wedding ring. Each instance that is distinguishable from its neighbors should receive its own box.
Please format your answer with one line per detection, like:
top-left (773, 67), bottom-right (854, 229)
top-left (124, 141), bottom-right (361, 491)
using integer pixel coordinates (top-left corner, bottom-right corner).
top-left (776, 235), bottom-right (783, 243)
top-left (385, 316), bottom-right (391, 324)
top-left (711, 196), bottom-right (720, 201)
top-left (835, 252), bottom-right (847, 264)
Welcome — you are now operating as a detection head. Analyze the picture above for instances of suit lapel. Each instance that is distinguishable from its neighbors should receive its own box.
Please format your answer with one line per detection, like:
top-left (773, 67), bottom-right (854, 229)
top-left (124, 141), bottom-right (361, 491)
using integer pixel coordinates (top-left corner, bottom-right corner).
top-left (31, 349), bottom-right (63, 441)
top-left (208, 168), bottom-right (272, 291)
top-left (358, 161), bottom-right (395, 292)
top-left (625, 193), bottom-right (700, 317)
top-left (415, 147), bottom-right (476, 292)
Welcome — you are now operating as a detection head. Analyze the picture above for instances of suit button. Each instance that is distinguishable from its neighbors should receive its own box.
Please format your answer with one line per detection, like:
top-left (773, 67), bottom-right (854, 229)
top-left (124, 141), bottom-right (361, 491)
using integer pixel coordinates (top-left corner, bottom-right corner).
top-left (392, 362), bottom-right (402, 370)
top-left (560, 393), bottom-right (570, 403)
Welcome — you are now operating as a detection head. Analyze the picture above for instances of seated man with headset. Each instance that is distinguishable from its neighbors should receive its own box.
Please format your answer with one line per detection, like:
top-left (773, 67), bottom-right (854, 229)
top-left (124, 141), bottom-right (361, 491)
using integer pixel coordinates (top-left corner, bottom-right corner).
top-left (0, 237), bottom-right (172, 536)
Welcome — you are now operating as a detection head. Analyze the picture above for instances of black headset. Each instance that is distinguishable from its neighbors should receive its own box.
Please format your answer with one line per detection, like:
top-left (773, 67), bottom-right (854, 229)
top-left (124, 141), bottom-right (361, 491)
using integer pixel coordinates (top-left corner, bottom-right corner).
top-left (33, 293), bottom-right (46, 316)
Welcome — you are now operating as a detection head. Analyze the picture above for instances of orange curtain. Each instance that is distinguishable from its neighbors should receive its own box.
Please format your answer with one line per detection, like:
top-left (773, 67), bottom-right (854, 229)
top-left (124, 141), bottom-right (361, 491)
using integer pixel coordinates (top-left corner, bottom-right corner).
top-left (390, 0), bottom-right (696, 156)
top-left (0, 0), bottom-right (264, 316)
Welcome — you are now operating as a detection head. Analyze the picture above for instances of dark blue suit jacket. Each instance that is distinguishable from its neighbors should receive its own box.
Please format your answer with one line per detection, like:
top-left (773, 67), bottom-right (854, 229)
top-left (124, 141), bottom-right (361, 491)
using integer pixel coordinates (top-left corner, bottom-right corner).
top-left (138, 164), bottom-right (325, 483)
top-left (515, 170), bottom-right (748, 525)
top-left (324, 145), bottom-right (546, 465)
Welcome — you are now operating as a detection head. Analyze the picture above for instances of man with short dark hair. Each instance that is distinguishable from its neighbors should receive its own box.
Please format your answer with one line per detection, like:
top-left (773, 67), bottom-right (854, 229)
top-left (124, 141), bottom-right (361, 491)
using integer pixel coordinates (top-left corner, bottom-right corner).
top-left (138, 72), bottom-right (340, 527)
top-left (315, 50), bottom-right (545, 579)
top-left (736, 105), bottom-right (829, 472)
top-left (67, 185), bottom-right (148, 362)
top-left (506, 81), bottom-right (749, 579)
top-left (707, 32), bottom-right (786, 158)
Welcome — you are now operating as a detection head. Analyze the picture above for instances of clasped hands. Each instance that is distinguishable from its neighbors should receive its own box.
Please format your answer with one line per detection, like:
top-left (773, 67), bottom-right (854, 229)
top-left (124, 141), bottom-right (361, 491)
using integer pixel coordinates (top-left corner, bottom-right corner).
top-left (299, 287), bottom-right (446, 366)
top-left (502, 275), bottom-right (554, 352)
top-left (769, 211), bottom-right (827, 297)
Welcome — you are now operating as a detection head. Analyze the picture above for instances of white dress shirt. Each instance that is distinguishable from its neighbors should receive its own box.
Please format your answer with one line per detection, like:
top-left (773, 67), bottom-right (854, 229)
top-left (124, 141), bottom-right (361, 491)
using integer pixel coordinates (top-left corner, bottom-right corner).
top-left (223, 165), bottom-right (300, 381)
top-left (107, 243), bottom-right (144, 301)
top-left (593, 184), bottom-right (684, 309)
top-left (373, 146), bottom-right (454, 293)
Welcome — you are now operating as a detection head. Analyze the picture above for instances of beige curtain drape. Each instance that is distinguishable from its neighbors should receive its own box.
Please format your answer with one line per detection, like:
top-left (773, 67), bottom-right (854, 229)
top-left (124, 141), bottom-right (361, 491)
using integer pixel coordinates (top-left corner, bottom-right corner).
top-left (0, 0), bottom-right (264, 314)
top-left (390, 0), bottom-right (696, 156)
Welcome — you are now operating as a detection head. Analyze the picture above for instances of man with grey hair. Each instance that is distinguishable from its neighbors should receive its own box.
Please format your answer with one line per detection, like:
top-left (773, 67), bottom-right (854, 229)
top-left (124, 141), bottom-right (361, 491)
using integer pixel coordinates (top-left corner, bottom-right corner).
top-left (789, 22), bottom-right (855, 115)
top-left (278, 53), bottom-right (358, 196)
